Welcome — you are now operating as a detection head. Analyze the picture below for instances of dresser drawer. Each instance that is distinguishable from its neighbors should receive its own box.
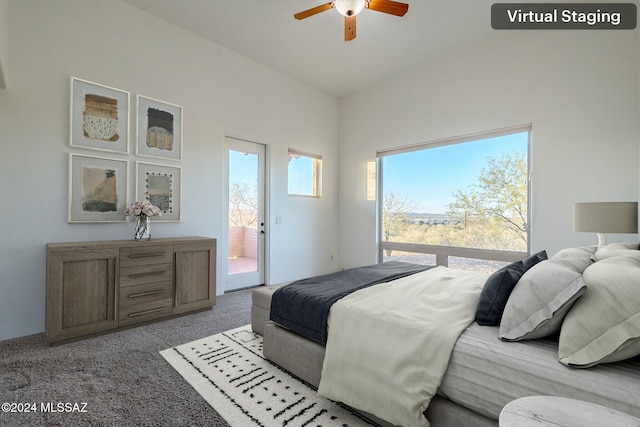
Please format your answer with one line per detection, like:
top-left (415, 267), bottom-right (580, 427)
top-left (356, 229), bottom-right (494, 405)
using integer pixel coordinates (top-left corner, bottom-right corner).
top-left (120, 262), bottom-right (173, 287)
top-left (119, 299), bottom-right (173, 327)
top-left (119, 281), bottom-right (173, 308)
top-left (120, 245), bottom-right (173, 267)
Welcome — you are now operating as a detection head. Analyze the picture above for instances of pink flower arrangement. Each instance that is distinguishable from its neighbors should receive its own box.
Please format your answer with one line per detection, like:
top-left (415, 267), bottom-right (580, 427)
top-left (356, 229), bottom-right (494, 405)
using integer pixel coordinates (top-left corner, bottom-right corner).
top-left (125, 200), bottom-right (162, 217)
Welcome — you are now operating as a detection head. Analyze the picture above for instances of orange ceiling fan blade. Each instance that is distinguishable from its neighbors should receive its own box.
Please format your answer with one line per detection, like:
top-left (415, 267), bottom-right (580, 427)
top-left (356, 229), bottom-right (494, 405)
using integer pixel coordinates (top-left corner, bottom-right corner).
top-left (366, 0), bottom-right (409, 17)
top-left (294, 3), bottom-right (333, 20)
top-left (344, 15), bottom-right (356, 41)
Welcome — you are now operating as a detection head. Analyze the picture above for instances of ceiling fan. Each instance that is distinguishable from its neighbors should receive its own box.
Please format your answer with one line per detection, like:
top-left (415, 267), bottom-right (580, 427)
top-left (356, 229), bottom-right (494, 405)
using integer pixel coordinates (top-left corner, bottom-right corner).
top-left (294, 0), bottom-right (409, 41)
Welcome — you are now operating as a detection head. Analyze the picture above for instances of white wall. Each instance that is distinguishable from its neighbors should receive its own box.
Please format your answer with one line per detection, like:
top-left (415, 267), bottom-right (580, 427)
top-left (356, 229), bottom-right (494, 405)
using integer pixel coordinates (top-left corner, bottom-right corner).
top-left (0, 0), bottom-right (338, 341)
top-left (337, 30), bottom-right (640, 269)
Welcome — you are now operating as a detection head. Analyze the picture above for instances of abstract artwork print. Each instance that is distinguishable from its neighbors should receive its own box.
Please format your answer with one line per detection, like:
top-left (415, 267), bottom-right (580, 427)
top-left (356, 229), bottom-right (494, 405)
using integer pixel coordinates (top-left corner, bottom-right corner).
top-left (70, 77), bottom-right (129, 153)
top-left (82, 94), bottom-right (119, 142)
top-left (136, 95), bottom-right (182, 160)
top-left (146, 172), bottom-right (173, 214)
top-left (146, 108), bottom-right (174, 151)
top-left (82, 166), bottom-right (118, 212)
top-left (69, 154), bottom-right (127, 222)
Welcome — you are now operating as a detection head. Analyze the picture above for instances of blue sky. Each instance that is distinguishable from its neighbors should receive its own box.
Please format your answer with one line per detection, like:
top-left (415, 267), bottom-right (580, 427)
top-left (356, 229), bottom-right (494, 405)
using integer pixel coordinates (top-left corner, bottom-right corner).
top-left (229, 150), bottom-right (258, 186)
top-left (229, 132), bottom-right (529, 214)
top-left (287, 156), bottom-right (315, 195)
top-left (382, 132), bottom-right (529, 214)
top-left (230, 150), bottom-right (316, 196)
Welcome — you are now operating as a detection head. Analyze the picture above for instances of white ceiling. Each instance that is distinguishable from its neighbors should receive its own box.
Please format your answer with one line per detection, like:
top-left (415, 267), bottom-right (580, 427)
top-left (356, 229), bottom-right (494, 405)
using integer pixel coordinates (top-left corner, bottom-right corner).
top-left (122, 0), bottom-right (497, 98)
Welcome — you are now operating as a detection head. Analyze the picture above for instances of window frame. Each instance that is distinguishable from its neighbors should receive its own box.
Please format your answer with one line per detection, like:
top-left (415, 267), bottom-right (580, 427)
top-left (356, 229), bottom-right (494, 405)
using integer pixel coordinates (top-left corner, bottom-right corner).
top-left (376, 124), bottom-right (532, 267)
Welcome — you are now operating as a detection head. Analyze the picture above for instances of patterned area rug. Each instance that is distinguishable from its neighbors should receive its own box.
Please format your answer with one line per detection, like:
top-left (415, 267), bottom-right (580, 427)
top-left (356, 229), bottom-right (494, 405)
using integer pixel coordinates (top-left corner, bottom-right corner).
top-left (160, 325), bottom-right (377, 427)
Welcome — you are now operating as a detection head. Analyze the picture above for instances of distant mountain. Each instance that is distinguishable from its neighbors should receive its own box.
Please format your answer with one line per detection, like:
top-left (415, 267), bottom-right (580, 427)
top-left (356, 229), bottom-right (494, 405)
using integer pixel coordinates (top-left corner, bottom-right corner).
top-left (404, 212), bottom-right (460, 225)
top-left (406, 212), bottom-right (451, 219)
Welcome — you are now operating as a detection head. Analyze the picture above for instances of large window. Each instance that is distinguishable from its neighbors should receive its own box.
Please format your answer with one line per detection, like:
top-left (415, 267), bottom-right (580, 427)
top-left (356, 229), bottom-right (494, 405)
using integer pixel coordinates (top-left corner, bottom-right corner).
top-left (378, 126), bottom-right (530, 272)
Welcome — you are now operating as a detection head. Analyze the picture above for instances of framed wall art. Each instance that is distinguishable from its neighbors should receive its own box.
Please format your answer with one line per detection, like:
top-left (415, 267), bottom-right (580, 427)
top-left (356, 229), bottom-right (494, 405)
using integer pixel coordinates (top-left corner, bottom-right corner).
top-left (135, 162), bottom-right (182, 221)
top-left (136, 95), bottom-right (183, 160)
top-left (70, 77), bottom-right (130, 153)
top-left (68, 154), bottom-right (128, 222)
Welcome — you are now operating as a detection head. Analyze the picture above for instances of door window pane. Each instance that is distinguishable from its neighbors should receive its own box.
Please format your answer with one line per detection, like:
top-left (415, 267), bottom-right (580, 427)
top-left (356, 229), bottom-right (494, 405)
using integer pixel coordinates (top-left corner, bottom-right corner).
top-left (228, 149), bottom-right (258, 275)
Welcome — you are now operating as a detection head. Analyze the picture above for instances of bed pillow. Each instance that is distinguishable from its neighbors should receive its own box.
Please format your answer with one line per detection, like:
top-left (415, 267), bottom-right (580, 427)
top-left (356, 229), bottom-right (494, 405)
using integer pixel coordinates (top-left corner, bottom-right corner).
top-left (592, 242), bottom-right (640, 262)
top-left (499, 256), bottom-right (589, 341)
top-left (552, 245), bottom-right (597, 260)
top-left (475, 250), bottom-right (547, 326)
top-left (558, 253), bottom-right (640, 368)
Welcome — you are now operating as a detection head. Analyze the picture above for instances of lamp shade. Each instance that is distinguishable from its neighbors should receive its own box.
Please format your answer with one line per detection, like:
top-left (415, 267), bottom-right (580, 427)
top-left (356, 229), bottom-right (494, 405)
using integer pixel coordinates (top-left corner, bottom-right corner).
top-left (573, 202), bottom-right (638, 233)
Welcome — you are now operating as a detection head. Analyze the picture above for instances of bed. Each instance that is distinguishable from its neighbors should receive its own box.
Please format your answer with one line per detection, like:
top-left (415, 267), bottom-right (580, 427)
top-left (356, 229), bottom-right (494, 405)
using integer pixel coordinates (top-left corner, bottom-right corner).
top-left (251, 245), bottom-right (640, 426)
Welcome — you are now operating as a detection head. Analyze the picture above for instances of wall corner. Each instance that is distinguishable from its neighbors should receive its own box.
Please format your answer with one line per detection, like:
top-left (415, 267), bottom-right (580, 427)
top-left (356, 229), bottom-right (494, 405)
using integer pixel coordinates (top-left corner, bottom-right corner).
top-left (0, 0), bottom-right (9, 89)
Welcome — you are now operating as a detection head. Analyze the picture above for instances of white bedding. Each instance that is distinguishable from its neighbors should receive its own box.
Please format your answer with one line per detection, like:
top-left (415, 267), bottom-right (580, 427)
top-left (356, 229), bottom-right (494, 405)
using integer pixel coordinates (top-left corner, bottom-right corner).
top-left (317, 266), bottom-right (488, 427)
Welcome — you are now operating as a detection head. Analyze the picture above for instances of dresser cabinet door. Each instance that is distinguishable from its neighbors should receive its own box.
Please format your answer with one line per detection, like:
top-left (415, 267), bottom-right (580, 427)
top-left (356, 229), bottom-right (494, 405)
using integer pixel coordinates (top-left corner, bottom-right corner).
top-left (174, 241), bottom-right (216, 314)
top-left (46, 248), bottom-right (118, 343)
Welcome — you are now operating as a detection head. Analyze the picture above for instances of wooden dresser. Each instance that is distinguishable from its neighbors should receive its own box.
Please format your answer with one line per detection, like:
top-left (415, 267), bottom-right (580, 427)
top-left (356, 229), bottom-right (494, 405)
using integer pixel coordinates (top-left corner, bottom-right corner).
top-left (46, 237), bottom-right (216, 344)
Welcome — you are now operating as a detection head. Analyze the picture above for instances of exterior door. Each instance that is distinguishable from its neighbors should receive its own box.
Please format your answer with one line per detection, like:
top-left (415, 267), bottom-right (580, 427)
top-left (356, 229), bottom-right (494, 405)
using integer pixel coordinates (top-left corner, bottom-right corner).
top-left (225, 137), bottom-right (266, 291)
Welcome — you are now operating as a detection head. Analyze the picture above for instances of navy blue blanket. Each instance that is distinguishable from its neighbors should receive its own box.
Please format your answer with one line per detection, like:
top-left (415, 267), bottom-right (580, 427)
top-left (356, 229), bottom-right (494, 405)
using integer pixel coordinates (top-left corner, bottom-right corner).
top-left (269, 261), bottom-right (432, 344)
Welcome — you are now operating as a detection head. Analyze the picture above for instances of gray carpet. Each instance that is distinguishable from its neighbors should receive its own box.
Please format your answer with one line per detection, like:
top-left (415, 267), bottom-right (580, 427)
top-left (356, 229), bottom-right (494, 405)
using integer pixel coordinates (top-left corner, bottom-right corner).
top-left (0, 288), bottom-right (254, 427)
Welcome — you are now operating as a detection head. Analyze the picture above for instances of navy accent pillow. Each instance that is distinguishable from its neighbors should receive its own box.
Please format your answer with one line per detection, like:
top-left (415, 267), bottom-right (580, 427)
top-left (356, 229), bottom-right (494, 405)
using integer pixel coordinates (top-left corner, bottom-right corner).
top-left (475, 250), bottom-right (547, 326)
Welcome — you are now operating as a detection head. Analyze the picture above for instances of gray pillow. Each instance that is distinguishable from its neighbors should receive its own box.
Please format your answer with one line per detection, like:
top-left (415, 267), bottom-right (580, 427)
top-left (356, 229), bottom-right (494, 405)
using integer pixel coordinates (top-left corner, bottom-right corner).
top-left (559, 253), bottom-right (640, 368)
top-left (475, 251), bottom-right (547, 326)
top-left (499, 257), bottom-right (590, 341)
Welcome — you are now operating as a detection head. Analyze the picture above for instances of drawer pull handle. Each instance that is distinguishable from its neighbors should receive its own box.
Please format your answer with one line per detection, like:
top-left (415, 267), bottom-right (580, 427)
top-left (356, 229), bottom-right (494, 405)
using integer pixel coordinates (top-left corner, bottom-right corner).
top-left (128, 290), bottom-right (164, 299)
top-left (128, 252), bottom-right (166, 259)
top-left (128, 270), bottom-right (166, 279)
top-left (128, 307), bottom-right (166, 317)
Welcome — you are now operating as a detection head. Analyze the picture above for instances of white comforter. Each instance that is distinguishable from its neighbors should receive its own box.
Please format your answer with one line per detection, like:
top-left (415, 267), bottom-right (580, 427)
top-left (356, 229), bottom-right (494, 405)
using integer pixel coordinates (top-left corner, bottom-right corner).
top-left (317, 266), bottom-right (488, 427)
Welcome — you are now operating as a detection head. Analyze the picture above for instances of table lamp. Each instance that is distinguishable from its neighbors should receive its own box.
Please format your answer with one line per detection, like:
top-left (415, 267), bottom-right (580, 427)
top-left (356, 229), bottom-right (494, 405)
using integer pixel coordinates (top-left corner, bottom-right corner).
top-left (573, 202), bottom-right (638, 247)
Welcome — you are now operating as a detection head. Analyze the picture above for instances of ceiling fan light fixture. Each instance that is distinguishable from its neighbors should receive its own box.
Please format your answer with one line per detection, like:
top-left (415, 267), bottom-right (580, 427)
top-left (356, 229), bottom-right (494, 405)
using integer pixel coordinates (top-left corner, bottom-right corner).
top-left (334, 0), bottom-right (366, 17)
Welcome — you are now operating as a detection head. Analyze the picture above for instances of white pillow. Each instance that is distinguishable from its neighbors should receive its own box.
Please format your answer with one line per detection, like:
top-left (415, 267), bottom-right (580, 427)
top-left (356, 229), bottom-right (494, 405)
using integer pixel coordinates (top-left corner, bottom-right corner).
top-left (552, 245), bottom-right (597, 260)
top-left (558, 254), bottom-right (640, 368)
top-left (592, 243), bottom-right (640, 261)
top-left (499, 257), bottom-right (589, 341)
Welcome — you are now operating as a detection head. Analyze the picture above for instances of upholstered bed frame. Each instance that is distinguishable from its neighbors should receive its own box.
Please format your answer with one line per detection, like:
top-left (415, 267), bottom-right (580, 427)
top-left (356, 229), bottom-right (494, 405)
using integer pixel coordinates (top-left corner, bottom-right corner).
top-left (252, 278), bottom-right (640, 427)
top-left (252, 284), bottom-right (497, 427)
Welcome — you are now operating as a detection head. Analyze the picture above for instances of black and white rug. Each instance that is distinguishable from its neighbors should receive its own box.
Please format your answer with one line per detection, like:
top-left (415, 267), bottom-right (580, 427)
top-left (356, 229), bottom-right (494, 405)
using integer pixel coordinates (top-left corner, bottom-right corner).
top-left (160, 325), bottom-right (377, 427)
